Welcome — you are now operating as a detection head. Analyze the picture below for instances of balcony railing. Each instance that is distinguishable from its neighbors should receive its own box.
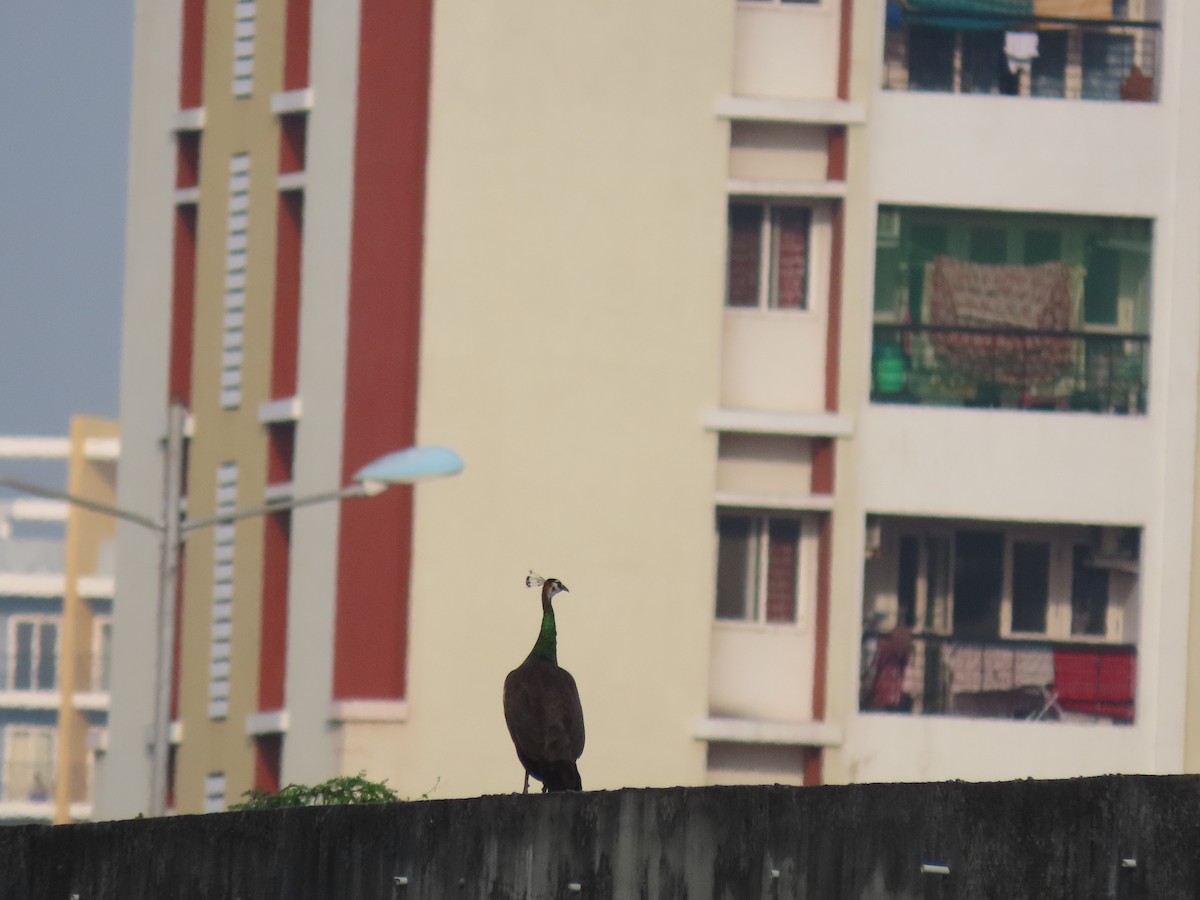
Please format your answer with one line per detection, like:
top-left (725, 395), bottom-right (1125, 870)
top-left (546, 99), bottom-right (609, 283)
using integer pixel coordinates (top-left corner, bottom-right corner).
top-left (871, 322), bottom-right (1149, 413)
top-left (860, 630), bottom-right (1136, 723)
top-left (883, 9), bottom-right (1160, 102)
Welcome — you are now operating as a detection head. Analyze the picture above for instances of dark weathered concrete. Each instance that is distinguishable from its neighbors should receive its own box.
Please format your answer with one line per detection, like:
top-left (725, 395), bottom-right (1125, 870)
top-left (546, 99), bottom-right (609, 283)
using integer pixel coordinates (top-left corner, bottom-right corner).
top-left (2, 776), bottom-right (1199, 898)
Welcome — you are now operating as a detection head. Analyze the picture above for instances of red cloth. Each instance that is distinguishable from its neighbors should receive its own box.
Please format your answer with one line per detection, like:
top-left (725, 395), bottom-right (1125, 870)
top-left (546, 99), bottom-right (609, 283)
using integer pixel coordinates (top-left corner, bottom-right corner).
top-left (871, 628), bottom-right (913, 709)
top-left (1052, 648), bottom-right (1135, 721)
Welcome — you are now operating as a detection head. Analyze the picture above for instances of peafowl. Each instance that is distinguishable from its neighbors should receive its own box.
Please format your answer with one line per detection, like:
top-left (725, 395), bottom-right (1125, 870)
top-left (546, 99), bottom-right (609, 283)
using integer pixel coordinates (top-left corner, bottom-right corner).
top-left (503, 572), bottom-right (585, 793)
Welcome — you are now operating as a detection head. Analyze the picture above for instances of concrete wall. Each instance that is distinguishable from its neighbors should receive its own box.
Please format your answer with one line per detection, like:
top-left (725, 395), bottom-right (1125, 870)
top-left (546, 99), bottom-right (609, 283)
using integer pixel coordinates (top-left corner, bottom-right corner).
top-left (6, 776), bottom-right (1200, 898)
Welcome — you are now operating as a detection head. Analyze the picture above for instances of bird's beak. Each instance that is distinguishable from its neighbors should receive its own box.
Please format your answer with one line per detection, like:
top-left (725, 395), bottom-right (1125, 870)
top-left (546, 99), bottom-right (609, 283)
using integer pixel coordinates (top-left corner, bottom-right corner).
top-left (561, 584), bottom-right (570, 593)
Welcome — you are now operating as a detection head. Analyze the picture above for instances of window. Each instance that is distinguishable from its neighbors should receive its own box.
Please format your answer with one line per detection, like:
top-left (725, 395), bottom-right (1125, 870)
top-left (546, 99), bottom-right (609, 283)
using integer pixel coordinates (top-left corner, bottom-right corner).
top-left (715, 514), bottom-right (802, 624)
top-left (726, 202), bottom-right (810, 311)
top-left (94, 618), bottom-right (113, 692)
top-left (210, 462), bottom-right (238, 719)
top-left (232, 2), bottom-right (256, 97)
top-left (222, 153), bottom-right (250, 410)
top-left (203, 771), bottom-right (226, 813)
top-left (9, 617), bottom-right (58, 691)
top-left (4, 727), bottom-right (55, 802)
top-left (1011, 541), bottom-right (1051, 634)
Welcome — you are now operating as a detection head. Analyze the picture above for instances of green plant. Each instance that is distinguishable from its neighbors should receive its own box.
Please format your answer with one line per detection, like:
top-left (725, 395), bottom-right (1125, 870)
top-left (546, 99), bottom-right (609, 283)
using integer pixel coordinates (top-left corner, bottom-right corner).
top-left (230, 772), bottom-right (399, 811)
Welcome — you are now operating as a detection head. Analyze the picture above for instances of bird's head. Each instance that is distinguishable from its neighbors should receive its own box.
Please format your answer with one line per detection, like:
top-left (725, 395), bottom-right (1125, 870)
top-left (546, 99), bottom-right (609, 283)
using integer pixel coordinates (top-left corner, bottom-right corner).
top-left (526, 571), bottom-right (569, 598)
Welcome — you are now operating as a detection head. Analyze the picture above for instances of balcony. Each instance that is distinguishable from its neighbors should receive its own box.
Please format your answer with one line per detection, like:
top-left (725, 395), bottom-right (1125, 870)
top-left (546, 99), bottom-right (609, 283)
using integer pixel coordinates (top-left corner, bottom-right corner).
top-left (861, 630), bottom-right (1136, 723)
top-left (873, 205), bottom-right (1153, 414)
top-left (883, 3), bottom-right (1160, 102)
top-left (872, 323), bottom-right (1148, 412)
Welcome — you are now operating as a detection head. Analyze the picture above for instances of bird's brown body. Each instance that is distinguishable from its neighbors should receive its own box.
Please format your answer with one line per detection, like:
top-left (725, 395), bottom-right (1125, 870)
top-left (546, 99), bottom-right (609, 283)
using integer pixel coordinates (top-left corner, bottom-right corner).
top-left (503, 576), bottom-right (585, 792)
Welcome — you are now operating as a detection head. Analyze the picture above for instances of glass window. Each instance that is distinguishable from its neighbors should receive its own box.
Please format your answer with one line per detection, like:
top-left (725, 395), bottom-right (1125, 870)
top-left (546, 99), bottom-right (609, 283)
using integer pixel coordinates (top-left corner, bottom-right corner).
top-left (907, 26), bottom-right (955, 92)
top-left (715, 514), bottom-right (803, 624)
top-left (1011, 541), bottom-right (1051, 633)
top-left (1071, 545), bottom-right (1110, 636)
top-left (10, 619), bottom-right (57, 692)
top-left (716, 516), bottom-right (757, 620)
top-left (726, 204), bottom-right (761, 309)
top-left (726, 203), bottom-right (811, 311)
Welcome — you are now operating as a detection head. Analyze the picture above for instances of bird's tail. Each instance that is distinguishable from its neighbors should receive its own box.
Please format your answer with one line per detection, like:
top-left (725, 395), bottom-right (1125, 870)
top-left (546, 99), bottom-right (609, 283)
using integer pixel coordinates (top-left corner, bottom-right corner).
top-left (541, 762), bottom-right (582, 792)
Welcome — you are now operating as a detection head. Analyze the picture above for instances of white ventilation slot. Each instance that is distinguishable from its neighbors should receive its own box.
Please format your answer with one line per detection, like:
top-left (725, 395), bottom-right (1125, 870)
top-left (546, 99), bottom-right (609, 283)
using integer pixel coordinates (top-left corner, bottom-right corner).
top-left (221, 153), bottom-right (250, 410)
top-left (208, 462), bottom-right (238, 719)
top-left (232, 2), bottom-right (256, 97)
top-left (203, 772), bottom-right (226, 814)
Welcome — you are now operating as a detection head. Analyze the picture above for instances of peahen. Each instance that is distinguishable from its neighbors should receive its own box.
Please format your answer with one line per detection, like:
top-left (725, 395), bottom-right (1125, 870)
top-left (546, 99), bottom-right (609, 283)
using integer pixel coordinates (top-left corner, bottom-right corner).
top-left (503, 572), bottom-right (585, 793)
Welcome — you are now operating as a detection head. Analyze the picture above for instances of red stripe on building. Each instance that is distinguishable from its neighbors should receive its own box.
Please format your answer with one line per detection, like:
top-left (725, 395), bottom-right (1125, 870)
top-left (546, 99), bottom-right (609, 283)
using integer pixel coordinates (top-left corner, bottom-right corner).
top-left (258, 511), bottom-right (291, 711)
top-left (283, 0), bottom-right (312, 92)
top-left (271, 192), bottom-right (302, 398)
top-left (169, 205), bottom-right (197, 405)
top-left (179, 0), bottom-right (206, 109)
top-left (333, 0), bottom-right (434, 700)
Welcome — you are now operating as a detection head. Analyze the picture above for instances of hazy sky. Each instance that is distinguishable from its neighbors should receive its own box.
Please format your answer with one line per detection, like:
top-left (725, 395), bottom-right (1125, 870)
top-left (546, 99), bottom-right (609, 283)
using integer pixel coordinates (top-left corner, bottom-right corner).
top-left (0, 3), bottom-right (135, 438)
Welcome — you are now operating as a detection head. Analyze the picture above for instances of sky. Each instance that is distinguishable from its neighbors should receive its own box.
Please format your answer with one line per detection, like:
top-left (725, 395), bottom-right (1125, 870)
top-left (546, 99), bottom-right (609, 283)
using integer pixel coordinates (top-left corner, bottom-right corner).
top-left (0, 3), bottom-right (135, 440)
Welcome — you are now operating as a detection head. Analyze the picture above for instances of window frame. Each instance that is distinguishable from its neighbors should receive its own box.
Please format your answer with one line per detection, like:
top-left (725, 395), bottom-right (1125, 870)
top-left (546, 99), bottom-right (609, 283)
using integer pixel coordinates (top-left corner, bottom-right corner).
top-left (2, 724), bottom-right (56, 803)
top-left (725, 200), bottom-right (815, 313)
top-left (7, 615), bottom-right (59, 693)
top-left (714, 511), bottom-right (818, 629)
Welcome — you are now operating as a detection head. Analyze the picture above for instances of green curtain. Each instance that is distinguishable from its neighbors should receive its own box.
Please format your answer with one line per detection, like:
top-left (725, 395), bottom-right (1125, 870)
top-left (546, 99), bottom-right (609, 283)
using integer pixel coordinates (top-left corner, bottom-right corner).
top-left (902, 0), bottom-right (1034, 28)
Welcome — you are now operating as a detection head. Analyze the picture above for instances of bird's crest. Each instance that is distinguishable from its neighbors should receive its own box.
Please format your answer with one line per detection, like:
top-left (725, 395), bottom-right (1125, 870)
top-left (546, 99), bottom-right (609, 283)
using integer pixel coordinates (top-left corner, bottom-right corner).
top-left (526, 571), bottom-right (545, 589)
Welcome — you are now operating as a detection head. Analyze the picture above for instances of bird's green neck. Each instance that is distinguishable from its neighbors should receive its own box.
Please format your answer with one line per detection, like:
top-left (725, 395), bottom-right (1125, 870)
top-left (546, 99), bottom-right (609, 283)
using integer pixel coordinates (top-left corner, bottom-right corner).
top-left (530, 605), bottom-right (557, 664)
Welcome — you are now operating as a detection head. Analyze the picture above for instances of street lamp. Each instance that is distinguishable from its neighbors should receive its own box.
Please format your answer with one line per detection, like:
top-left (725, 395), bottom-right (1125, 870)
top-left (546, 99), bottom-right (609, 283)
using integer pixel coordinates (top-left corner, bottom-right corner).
top-left (0, 401), bottom-right (464, 817)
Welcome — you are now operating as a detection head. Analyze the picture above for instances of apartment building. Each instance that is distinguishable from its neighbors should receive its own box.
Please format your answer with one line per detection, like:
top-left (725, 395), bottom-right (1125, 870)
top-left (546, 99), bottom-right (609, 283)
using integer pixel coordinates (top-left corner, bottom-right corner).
top-left (0, 420), bottom-right (118, 824)
top-left (104, 0), bottom-right (1199, 817)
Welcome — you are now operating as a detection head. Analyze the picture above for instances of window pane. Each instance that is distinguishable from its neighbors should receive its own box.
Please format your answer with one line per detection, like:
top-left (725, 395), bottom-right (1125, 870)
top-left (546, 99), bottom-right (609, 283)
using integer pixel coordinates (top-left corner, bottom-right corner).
top-left (961, 30), bottom-right (1004, 96)
top-left (1084, 239), bottom-right (1121, 325)
top-left (969, 226), bottom-right (1007, 264)
top-left (98, 622), bottom-right (113, 692)
top-left (716, 515), bottom-right (757, 620)
top-left (1031, 30), bottom-right (1067, 98)
top-left (906, 222), bottom-right (948, 324)
top-left (765, 519), bottom-right (800, 623)
top-left (952, 531), bottom-right (1004, 639)
top-left (1023, 229), bottom-right (1062, 265)
top-left (770, 207), bottom-right (810, 310)
top-left (727, 204), bottom-right (762, 308)
top-left (13, 622), bottom-right (33, 691)
top-left (1082, 32), bottom-right (1134, 101)
top-left (1011, 541), bottom-right (1050, 633)
top-left (37, 623), bottom-right (57, 690)
top-left (898, 536), bottom-right (919, 628)
top-left (908, 26), bottom-right (955, 92)
top-left (1071, 545), bottom-right (1109, 636)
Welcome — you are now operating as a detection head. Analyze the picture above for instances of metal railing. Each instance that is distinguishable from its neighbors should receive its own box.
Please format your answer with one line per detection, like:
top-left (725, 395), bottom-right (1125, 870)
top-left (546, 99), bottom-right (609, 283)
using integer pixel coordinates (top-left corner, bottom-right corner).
top-left (883, 11), bottom-right (1161, 102)
top-left (871, 322), bottom-right (1149, 413)
top-left (860, 630), bottom-right (1136, 722)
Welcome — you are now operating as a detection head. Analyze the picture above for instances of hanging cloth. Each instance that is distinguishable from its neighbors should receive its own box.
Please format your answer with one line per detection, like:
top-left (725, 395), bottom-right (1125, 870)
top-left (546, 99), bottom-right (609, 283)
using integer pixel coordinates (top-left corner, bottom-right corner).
top-left (1004, 31), bottom-right (1039, 74)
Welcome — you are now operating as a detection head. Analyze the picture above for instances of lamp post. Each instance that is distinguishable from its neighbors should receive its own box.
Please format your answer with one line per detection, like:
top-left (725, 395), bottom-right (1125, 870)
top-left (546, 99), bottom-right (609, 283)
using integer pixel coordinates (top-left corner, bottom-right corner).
top-left (0, 400), bottom-right (464, 817)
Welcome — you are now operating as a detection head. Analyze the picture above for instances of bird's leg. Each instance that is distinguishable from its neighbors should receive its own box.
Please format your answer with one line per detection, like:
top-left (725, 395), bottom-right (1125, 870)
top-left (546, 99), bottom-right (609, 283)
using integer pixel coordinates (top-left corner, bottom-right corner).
top-left (522, 770), bottom-right (529, 795)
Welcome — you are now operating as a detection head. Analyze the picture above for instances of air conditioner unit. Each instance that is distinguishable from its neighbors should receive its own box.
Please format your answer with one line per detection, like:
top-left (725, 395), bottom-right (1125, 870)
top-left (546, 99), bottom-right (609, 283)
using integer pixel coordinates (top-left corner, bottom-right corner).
top-left (1089, 526), bottom-right (1140, 573)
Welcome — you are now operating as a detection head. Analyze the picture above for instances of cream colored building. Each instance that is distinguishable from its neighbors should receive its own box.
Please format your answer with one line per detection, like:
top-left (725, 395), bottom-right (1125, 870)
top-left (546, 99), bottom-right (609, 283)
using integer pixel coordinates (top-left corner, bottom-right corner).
top-left (103, 0), bottom-right (1200, 818)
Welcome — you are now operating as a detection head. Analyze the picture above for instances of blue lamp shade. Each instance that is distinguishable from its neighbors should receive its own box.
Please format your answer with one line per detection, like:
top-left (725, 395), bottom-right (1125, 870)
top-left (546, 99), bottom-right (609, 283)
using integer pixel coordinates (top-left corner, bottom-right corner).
top-left (353, 445), bottom-right (464, 486)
